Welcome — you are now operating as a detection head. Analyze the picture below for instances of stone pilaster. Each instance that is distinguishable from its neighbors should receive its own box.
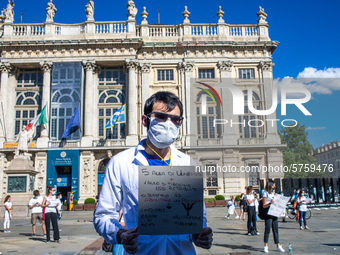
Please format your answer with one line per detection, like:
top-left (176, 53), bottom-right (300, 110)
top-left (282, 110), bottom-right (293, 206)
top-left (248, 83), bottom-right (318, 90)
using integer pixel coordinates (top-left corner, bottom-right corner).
top-left (141, 63), bottom-right (151, 138)
top-left (0, 63), bottom-right (12, 146)
top-left (259, 61), bottom-right (280, 144)
top-left (78, 151), bottom-right (95, 204)
top-left (217, 61), bottom-right (239, 145)
top-left (179, 60), bottom-right (195, 147)
top-left (37, 61), bottom-right (53, 148)
top-left (34, 152), bottom-right (48, 196)
top-left (82, 60), bottom-right (97, 147)
top-left (125, 60), bottom-right (139, 146)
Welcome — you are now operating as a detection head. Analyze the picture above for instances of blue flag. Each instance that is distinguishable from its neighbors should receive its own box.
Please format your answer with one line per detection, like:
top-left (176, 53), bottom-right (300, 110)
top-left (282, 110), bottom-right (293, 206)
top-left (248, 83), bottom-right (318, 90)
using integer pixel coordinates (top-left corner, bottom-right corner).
top-left (62, 106), bottom-right (81, 139)
top-left (105, 104), bottom-right (126, 129)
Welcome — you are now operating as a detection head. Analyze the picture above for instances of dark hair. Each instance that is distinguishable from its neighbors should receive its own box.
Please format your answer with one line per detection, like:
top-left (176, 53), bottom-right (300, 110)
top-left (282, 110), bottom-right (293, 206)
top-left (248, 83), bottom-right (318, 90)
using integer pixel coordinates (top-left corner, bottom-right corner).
top-left (47, 186), bottom-right (54, 196)
top-left (33, 190), bottom-right (40, 197)
top-left (57, 192), bottom-right (62, 197)
top-left (4, 195), bottom-right (10, 203)
top-left (298, 190), bottom-right (305, 199)
top-left (246, 186), bottom-right (253, 195)
top-left (144, 91), bottom-right (183, 128)
top-left (265, 179), bottom-right (275, 192)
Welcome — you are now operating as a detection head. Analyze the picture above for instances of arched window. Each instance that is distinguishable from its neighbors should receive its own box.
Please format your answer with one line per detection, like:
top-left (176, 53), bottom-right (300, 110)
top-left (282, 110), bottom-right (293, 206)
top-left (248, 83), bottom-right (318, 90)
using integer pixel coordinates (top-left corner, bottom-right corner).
top-left (238, 90), bottom-right (263, 138)
top-left (98, 68), bottom-right (126, 140)
top-left (195, 91), bottom-right (221, 139)
top-left (50, 89), bottom-right (81, 140)
top-left (15, 91), bottom-right (42, 137)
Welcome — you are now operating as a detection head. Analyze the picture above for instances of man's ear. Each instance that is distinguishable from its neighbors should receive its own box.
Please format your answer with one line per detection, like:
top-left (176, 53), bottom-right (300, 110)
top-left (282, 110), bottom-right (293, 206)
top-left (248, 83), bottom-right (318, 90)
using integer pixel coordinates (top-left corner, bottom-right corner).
top-left (142, 115), bottom-right (148, 128)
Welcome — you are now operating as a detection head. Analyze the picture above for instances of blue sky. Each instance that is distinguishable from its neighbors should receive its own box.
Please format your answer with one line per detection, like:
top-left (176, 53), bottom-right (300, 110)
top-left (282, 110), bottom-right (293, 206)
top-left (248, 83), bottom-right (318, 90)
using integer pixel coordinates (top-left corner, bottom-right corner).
top-left (7, 0), bottom-right (340, 148)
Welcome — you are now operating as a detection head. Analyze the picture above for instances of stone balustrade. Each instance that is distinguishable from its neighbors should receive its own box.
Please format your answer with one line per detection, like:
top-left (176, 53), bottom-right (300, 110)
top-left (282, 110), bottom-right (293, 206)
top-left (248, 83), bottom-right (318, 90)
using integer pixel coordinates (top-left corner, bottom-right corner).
top-left (1, 21), bottom-right (269, 42)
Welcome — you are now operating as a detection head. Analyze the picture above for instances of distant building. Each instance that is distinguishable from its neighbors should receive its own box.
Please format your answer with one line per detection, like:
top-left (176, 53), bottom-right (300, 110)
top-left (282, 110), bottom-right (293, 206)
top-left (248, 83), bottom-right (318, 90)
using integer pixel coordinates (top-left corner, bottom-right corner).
top-left (313, 141), bottom-right (340, 178)
top-left (0, 1), bottom-right (284, 215)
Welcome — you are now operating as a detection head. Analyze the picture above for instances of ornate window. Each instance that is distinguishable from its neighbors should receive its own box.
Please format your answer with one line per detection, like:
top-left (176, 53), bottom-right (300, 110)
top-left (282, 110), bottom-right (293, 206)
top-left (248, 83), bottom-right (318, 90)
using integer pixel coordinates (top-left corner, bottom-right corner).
top-left (50, 62), bottom-right (82, 141)
top-left (98, 68), bottom-right (126, 139)
top-left (198, 69), bottom-right (214, 79)
top-left (17, 69), bottom-right (43, 88)
top-left (206, 165), bottom-right (218, 187)
top-left (157, 70), bottom-right (174, 81)
top-left (15, 91), bottom-right (42, 137)
top-left (51, 89), bottom-right (81, 140)
top-left (248, 164), bottom-right (260, 186)
top-left (98, 68), bottom-right (125, 86)
top-left (196, 92), bottom-right (221, 139)
top-left (239, 68), bottom-right (255, 79)
top-left (239, 90), bottom-right (263, 138)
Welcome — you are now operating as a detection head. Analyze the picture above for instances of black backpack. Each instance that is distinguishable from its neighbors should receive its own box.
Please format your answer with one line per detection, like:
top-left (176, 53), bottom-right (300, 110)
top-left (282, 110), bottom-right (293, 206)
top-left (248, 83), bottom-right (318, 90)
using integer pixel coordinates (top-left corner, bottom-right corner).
top-left (243, 199), bottom-right (248, 212)
top-left (258, 199), bottom-right (268, 220)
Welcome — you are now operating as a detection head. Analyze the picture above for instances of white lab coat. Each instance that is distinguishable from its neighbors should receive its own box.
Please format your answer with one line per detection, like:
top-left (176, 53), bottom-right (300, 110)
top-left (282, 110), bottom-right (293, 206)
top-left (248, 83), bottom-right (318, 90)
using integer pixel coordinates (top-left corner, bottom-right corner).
top-left (94, 139), bottom-right (207, 255)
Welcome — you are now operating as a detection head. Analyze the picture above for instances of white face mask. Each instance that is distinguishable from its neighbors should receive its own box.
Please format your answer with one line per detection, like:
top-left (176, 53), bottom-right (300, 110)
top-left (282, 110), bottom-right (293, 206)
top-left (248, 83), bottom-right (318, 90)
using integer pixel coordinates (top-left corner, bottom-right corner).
top-left (52, 191), bottom-right (56, 195)
top-left (147, 117), bottom-right (180, 149)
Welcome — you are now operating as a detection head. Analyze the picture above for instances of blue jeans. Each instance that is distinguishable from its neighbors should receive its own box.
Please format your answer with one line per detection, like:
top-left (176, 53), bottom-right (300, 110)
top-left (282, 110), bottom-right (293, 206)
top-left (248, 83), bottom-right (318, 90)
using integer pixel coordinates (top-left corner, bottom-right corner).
top-left (299, 211), bottom-right (307, 227)
top-left (251, 214), bottom-right (258, 226)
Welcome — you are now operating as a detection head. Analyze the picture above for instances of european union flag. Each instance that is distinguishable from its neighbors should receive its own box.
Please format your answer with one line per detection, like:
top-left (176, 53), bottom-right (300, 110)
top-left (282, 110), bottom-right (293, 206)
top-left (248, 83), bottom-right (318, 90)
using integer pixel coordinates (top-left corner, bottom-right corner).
top-left (62, 105), bottom-right (81, 139)
top-left (105, 104), bottom-right (126, 129)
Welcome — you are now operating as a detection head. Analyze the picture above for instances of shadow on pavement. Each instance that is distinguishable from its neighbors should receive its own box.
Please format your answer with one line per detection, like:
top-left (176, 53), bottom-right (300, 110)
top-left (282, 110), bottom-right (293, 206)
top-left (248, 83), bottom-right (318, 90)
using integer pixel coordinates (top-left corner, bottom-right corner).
top-left (214, 243), bottom-right (263, 252)
top-left (322, 243), bottom-right (340, 247)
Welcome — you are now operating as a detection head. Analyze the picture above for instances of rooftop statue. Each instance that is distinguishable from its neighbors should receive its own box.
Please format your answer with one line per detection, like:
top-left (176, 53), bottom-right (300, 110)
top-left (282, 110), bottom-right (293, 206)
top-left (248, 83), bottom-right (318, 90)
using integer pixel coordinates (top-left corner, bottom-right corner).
top-left (46, 0), bottom-right (57, 22)
top-left (85, 0), bottom-right (94, 21)
top-left (4, 0), bottom-right (14, 23)
top-left (127, 0), bottom-right (138, 19)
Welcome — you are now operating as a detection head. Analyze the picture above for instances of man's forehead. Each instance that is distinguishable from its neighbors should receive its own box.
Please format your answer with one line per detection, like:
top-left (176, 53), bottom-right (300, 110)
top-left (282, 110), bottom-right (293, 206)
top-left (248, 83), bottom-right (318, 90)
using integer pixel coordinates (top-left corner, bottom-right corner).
top-left (152, 101), bottom-right (180, 112)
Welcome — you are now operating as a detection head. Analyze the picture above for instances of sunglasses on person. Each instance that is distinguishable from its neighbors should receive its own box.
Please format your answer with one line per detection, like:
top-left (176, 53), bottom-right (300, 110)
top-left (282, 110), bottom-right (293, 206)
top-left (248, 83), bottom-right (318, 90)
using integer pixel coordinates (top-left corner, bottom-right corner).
top-left (147, 112), bottom-right (184, 126)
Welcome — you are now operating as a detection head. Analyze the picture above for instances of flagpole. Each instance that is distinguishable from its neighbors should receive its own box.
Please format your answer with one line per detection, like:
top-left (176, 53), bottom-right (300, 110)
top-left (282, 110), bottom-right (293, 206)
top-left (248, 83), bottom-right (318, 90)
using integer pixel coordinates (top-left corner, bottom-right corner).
top-left (1, 102), bottom-right (7, 141)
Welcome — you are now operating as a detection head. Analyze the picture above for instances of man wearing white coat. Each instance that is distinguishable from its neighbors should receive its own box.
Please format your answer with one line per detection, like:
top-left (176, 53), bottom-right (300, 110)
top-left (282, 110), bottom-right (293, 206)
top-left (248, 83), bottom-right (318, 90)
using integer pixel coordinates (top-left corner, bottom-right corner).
top-left (94, 91), bottom-right (213, 254)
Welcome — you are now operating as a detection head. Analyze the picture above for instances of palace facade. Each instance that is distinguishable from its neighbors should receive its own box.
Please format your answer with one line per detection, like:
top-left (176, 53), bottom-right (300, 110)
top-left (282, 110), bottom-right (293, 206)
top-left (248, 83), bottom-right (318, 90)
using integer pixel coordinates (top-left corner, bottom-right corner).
top-left (0, 1), bottom-right (284, 215)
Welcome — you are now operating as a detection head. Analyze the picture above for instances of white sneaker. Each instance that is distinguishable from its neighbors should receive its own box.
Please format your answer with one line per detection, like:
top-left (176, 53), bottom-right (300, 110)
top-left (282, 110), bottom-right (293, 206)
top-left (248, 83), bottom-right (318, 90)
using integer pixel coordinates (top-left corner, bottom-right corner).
top-left (277, 245), bottom-right (285, 252)
top-left (263, 246), bottom-right (269, 253)
top-left (247, 233), bottom-right (252, 236)
top-left (256, 232), bottom-right (260, 235)
top-left (235, 216), bottom-right (239, 219)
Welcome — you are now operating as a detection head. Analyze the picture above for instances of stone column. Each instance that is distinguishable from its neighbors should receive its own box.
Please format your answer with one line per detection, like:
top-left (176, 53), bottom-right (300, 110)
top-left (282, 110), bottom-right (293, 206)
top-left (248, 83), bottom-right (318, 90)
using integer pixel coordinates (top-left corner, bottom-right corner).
top-left (125, 60), bottom-right (139, 146)
top-left (260, 61), bottom-right (280, 144)
top-left (140, 63), bottom-right (151, 138)
top-left (37, 61), bottom-right (53, 148)
top-left (0, 63), bottom-right (12, 146)
top-left (217, 61), bottom-right (239, 145)
top-left (7, 67), bottom-right (17, 141)
top-left (179, 61), bottom-right (195, 147)
top-left (82, 60), bottom-right (96, 147)
top-left (0, 153), bottom-right (8, 202)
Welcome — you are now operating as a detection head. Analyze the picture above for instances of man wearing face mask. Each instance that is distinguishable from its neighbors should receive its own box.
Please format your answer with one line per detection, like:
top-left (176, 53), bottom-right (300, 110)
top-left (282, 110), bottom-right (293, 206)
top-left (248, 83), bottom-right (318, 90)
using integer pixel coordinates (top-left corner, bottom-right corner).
top-left (94, 91), bottom-right (213, 254)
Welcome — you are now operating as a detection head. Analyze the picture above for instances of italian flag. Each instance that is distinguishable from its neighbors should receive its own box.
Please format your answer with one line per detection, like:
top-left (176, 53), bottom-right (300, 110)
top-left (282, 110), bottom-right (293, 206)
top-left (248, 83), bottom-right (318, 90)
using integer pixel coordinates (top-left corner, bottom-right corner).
top-left (25, 105), bottom-right (48, 131)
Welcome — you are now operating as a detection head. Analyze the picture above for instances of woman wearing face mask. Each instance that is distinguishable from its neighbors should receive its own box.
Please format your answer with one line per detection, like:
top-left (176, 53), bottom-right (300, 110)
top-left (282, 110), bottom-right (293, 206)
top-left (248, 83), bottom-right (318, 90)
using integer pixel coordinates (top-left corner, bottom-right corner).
top-left (3, 195), bottom-right (13, 233)
top-left (42, 186), bottom-right (60, 243)
top-left (262, 179), bottom-right (285, 253)
top-left (297, 190), bottom-right (310, 230)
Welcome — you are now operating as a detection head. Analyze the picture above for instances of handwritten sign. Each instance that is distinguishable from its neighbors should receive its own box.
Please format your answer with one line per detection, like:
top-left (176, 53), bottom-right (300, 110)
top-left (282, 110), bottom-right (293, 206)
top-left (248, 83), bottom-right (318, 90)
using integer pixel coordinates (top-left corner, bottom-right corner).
top-left (138, 166), bottom-right (203, 235)
top-left (268, 194), bottom-right (290, 217)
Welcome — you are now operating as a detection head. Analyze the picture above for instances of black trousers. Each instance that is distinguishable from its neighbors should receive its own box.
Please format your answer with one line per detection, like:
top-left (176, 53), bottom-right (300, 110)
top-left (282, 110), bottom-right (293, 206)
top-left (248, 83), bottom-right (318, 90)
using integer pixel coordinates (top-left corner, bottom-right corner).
top-left (45, 212), bottom-right (60, 241)
top-left (247, 206), bottom-right (257, 233)
top-left (264, 215), bottom-right (279, 244)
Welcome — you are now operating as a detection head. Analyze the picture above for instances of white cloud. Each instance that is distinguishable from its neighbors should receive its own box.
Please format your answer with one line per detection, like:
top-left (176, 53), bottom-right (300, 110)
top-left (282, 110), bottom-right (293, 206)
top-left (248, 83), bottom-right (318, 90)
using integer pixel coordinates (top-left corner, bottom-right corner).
top-left (305, 126), bottom-right (326, 131)
top-left (274, 67), bottom-right (340, 98)
top-left (297, 67), bottom-right (340, 78)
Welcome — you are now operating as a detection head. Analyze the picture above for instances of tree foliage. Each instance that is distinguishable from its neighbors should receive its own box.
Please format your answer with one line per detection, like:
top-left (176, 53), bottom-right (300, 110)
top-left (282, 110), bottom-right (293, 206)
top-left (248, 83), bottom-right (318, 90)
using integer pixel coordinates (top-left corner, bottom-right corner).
top-left (279, 123), bottom-right (325, 178)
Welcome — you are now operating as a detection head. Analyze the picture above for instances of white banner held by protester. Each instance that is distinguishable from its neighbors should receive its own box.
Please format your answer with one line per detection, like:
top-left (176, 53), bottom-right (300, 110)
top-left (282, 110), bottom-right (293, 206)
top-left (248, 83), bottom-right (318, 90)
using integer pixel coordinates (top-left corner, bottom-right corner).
top-left (138, 166), bottom-right (203, 235)
top-left (268, 194), bottom-right (290, 217)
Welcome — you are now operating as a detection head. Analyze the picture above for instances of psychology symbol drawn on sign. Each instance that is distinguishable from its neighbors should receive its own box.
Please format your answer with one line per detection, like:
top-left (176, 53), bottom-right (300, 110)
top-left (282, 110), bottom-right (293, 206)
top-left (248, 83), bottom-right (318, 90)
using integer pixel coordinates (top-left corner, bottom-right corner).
top-left (181, 203), bottom-right (195, 216)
